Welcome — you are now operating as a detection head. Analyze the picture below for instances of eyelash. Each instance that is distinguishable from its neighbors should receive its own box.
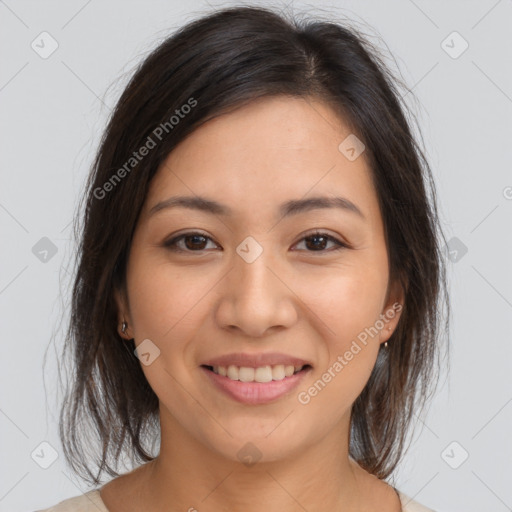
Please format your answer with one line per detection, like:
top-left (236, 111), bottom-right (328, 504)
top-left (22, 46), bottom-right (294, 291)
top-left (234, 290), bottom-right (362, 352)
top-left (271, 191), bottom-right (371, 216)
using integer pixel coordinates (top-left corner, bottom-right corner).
top-left (163, 230), bottom-right (348, 254)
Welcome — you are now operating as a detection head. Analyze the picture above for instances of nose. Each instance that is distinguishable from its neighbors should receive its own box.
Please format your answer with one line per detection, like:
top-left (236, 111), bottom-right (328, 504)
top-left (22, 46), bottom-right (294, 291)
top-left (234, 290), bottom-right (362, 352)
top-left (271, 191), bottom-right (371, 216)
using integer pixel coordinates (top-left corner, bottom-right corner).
top-left (214, 247), bottom-right (298, 338)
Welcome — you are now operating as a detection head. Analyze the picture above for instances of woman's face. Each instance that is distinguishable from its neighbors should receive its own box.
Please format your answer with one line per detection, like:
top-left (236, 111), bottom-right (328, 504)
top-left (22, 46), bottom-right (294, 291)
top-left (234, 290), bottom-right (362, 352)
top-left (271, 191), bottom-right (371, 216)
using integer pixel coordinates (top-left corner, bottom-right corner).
top-left (116, 95), bottom-right (403, 463)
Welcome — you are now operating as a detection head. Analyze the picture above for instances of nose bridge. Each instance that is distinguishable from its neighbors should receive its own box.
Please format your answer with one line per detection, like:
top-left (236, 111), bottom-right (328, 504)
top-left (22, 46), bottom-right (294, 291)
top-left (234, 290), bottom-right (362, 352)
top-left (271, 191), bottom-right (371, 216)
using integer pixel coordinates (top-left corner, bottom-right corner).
top-left (233, 240), bottom-right (280, 309)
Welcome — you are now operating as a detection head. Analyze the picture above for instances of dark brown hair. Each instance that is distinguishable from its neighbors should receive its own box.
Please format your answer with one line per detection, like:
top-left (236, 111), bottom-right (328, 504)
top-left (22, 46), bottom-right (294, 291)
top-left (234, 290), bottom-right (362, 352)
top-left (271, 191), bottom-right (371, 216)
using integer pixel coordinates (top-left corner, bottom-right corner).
top-left (56, 4), bottom-right (450, 485)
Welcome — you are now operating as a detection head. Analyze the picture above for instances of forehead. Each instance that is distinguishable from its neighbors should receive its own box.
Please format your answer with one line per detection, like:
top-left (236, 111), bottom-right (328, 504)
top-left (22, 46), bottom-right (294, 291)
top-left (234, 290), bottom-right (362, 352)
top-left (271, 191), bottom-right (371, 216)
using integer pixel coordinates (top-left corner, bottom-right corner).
top-left (143, 95), bottom-right (382, 229)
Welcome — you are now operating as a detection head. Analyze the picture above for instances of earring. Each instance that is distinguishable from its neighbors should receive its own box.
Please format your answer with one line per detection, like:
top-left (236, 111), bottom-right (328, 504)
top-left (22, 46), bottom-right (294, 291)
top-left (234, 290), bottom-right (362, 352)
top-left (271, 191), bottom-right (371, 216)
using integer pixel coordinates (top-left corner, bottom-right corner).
top-left (384, 326), bottom-right (392, 348)
top-left (121, 321), bottom-right (128, 335)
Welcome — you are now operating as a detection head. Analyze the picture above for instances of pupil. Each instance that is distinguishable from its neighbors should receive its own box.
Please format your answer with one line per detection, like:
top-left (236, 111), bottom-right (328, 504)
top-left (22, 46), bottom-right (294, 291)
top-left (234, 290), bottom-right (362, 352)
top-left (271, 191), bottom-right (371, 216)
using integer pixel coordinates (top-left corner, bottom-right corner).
top-left (307, 235), bottom-right (326, 250)
top-left (186, 235), bottom-right (206, 250)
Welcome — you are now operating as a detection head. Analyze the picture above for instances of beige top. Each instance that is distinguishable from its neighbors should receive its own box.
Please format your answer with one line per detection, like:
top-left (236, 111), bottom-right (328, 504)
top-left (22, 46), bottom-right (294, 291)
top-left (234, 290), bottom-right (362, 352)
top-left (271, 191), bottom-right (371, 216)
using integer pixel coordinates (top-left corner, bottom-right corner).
top-left (35, 488), bottom-right (436, 511)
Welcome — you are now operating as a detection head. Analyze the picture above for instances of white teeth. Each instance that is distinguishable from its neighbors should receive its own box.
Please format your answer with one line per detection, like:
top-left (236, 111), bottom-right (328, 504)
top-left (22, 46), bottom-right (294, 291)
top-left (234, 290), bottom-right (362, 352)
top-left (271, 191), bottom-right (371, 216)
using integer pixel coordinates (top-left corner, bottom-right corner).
top-left (284, 365), bottom-right (295, 377)
top-left (272, 364), bottom-right (285, 380)
top-left (211, 364), bottom-right (305, 382)
top-left (254, 366), bottom-right (273, 383)
top-left (239, 367), bottom-right (254, 382)
top-left (227, 365), bottom-right (239, 380)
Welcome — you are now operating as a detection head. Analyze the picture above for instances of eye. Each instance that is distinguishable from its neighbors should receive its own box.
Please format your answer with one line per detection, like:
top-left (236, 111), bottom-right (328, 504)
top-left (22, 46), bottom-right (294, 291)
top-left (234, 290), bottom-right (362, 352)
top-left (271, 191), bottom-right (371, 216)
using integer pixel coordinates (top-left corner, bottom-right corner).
top-left (163, 230), bottom-right (348, 254)
top-left (292, 231), bottom-right (347, 253)
top-left (163, 232), bottom-right (218, 253)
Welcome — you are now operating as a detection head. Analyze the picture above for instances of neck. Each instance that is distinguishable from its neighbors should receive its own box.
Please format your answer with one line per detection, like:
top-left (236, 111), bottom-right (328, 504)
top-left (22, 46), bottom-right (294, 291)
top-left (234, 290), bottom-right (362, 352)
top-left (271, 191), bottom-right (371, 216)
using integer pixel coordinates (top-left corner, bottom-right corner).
top-left (139, 406), bottom-right (366, 512)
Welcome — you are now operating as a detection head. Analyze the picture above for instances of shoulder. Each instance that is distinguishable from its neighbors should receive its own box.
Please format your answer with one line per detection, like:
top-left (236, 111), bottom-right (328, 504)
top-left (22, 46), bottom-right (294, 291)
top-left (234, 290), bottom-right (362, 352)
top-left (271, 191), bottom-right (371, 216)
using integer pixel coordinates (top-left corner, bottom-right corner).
top-left (396, 489), bottom-right (436, 512)
top-left (35, 490), bottom-right (107, 512)
top-left (34, 486), bottom-right (436, 512)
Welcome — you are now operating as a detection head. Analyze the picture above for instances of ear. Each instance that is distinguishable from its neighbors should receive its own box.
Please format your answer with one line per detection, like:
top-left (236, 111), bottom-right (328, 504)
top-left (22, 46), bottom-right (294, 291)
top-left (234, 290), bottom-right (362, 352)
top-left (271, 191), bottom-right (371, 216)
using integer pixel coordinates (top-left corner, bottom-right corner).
top-left (114, 286), bottom-right (133, 340)
top-left (379, 275), bottom-right (406, 344)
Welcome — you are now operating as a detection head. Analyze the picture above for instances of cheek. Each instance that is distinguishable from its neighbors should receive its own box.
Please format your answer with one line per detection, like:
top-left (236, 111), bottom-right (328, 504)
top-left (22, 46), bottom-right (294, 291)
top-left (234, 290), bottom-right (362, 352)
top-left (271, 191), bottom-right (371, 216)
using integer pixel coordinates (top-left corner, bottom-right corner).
top-left (296, 276), bottom-right (383, 413)
top-left (300, 266), bottom-right (385, 395)
top-left (125, 258), bottom-right (207, 402)
top-left (304, 264), bottom-right (387, 342)
top-left (126, 256), bottom-right (209, 339)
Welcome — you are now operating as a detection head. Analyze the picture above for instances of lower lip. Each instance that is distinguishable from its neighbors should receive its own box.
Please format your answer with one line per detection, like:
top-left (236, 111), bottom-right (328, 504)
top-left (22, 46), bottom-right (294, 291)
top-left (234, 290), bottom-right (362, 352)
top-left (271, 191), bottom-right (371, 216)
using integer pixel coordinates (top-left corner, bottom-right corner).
top-left (200, 366), bottom-right (312, 405)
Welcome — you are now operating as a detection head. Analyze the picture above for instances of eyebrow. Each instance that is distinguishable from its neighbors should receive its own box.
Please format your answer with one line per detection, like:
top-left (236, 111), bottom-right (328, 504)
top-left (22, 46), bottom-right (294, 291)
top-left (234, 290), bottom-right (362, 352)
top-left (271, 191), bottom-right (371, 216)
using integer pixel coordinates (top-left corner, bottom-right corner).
top-left (148, 194), bottom-right (365, 220)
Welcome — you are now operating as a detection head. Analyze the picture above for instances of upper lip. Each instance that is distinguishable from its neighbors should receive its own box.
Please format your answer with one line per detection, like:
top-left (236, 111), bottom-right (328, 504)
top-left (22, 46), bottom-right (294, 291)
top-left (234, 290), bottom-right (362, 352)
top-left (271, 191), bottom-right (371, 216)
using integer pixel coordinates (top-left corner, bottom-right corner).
top-left (201, 352), bottom-right (312, 368)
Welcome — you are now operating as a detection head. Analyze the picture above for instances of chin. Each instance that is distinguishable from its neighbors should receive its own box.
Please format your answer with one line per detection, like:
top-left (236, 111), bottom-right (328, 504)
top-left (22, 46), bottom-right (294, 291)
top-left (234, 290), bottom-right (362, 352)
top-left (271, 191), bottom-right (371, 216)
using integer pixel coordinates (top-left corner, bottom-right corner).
top-left (198, 421), bottom-right (309, 466)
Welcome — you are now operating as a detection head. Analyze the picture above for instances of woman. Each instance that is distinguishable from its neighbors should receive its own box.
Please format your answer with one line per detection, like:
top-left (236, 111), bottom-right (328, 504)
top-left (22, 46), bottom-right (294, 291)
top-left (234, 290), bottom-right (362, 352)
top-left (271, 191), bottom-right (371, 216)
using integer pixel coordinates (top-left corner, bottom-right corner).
top-left (37, 5), bottom-right (449, 511)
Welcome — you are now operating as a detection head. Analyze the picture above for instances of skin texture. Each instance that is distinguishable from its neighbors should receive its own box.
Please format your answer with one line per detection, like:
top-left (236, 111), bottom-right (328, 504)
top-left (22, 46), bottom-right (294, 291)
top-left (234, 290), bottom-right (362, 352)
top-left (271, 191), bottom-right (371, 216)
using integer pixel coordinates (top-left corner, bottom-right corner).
top-left (104, 95), bottom-right (405, 511)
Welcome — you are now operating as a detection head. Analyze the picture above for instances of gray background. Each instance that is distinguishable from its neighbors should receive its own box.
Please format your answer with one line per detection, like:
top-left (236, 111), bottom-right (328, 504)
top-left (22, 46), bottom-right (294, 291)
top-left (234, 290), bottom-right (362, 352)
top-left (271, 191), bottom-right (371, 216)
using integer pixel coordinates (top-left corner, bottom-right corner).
top-left (1, 1), bottom-right (511, 511)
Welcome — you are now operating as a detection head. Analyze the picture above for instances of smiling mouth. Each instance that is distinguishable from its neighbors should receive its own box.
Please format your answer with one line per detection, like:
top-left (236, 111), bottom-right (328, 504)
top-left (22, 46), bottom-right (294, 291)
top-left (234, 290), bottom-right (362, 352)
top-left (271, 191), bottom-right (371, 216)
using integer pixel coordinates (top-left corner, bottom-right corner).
top-left (201, 364), bottom-right (312, 383)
